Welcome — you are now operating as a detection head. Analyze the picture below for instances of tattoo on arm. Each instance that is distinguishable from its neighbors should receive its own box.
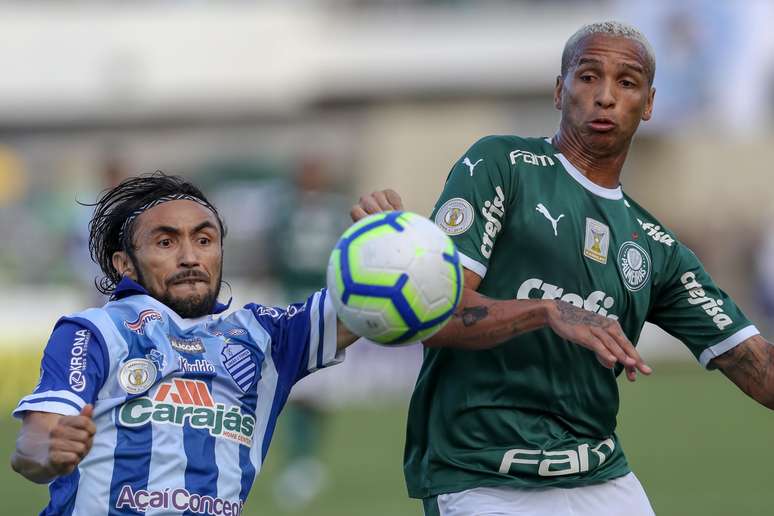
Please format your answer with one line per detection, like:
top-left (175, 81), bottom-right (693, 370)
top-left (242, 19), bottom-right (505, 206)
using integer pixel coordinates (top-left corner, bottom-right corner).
top-left (457, 306), bottom-right (489, 327)
top-left (556, 301), bottom-right (611, 328)
top-left (714, 336), bottom-right (774, 409)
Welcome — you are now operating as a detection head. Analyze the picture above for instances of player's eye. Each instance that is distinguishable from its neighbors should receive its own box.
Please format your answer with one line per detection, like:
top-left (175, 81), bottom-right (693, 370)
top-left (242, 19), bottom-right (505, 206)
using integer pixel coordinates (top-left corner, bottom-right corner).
top-left (620, 79), bottom-right (635, 88)
top-left (579, 74), bottom-right (595, 83)
top-left (198, 237), bottom-right (211, 246)
top-left (158, 238), bottom-right (172, 248)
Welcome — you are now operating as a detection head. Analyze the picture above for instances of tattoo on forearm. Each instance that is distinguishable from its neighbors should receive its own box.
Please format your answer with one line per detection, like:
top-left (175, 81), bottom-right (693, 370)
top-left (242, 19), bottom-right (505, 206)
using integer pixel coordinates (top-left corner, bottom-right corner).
top-left (718, 338), bottom-right (773, 392)
top-left (556, 300), bottom-right (611, 328)
top-left (456, 306), bottom-right (489, 327)
top-left (714, 336), bottom-right (774, 408)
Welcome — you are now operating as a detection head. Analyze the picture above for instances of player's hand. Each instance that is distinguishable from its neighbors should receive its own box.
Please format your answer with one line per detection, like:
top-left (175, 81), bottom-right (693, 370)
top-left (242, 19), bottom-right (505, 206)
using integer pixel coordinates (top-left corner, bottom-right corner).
top-left (47, 405), bottom-right (96, 476)
top-left (546, 301), bottom-right (652, 381)
top-left (351, 189), bottom-right (404, 222)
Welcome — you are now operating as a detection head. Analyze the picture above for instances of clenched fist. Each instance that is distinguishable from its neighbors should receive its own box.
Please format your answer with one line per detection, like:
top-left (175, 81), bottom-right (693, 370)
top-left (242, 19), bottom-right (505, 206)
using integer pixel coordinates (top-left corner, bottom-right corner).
top-left (48, 404), bottom-right (96, 476)
top-left (351, 189), bottom-right (404, 222)
top-left (12, 404), bottom-right (97, 483)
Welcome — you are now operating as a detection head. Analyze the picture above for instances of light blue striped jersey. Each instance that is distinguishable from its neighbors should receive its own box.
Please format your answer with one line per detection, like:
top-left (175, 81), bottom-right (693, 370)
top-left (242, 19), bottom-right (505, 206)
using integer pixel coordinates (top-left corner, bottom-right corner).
top-left (14, 278), bottom-right (343, 515)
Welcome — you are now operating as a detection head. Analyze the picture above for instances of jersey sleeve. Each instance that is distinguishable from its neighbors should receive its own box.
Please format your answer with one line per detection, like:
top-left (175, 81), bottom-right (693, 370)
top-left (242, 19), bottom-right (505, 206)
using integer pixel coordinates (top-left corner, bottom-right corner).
top-left (648, 243), bottom-right (759, 368)
top-left (430, 136), bottom-right (516, 279)
top-left (247, 288), bottom-right (343, 385)
top-left (13, 319), bottom-right (108, 418)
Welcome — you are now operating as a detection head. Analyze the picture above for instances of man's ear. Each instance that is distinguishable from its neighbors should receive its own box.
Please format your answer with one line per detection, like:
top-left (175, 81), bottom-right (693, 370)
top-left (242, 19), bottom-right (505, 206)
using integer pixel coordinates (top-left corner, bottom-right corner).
top-left (554, 75), bottom-right (564, 110)
top-left (112, 251), bottom-right (137, 280)
top-left (642, 86), bottom-right (656, 121)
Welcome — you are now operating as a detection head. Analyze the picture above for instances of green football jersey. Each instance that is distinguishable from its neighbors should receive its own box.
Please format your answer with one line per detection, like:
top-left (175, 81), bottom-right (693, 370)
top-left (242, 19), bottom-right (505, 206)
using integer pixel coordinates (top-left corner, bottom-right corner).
top-left (404, 135), bottom-right (759, 498)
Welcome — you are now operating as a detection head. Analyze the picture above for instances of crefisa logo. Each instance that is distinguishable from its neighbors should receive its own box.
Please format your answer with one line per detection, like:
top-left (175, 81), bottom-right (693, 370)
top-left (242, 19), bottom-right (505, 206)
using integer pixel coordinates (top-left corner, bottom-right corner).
top-left (124, 310), bottom-right (163, 335)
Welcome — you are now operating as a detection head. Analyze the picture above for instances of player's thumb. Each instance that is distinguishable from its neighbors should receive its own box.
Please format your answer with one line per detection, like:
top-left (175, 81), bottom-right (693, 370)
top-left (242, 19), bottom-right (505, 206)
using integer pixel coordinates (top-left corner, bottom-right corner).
top-left (79, 404), bottom-right (94, 419)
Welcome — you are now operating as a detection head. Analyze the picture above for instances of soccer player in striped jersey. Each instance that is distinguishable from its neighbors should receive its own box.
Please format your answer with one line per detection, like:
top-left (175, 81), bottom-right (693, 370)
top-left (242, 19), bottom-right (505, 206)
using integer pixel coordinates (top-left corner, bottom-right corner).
top-left (10, 173), bottom-right (400, 515)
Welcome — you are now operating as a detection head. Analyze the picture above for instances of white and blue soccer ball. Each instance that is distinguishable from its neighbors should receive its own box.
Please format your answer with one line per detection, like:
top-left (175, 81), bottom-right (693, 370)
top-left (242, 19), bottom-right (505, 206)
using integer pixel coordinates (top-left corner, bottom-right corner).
top-left (326, 211), bottom-right (463, 345)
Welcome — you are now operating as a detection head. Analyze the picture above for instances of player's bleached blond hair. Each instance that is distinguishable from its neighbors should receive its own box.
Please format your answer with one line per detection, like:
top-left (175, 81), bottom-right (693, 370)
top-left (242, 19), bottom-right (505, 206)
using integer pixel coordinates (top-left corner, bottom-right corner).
top-left (561, 21), bottom-right (656, 85)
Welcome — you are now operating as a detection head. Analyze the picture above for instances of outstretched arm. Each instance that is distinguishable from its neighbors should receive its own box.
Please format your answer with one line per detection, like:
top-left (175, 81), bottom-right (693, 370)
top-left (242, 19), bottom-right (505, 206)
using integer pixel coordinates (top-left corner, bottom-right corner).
top-left (710, 335), bottom-right (774, 409)
top-left (349, 190), bottom-right (650, 379)
top-left (425, 269), bottom-right (652, 380)
top-left (336, 319), bottom-right (359, 351)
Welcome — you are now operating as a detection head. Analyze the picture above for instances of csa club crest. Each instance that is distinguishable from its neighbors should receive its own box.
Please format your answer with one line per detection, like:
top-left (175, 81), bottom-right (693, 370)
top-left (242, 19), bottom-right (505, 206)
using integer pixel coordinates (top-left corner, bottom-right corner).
top-left (618, 241), bottom-right (651, 292)
top-left (221, 343), bottom-right (262, 392)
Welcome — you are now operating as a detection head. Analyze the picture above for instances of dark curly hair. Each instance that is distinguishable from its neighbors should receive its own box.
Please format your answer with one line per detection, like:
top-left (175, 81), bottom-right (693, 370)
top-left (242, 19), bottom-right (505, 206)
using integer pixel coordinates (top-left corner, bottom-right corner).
top-left (83, 172), bottom-right (226, 295)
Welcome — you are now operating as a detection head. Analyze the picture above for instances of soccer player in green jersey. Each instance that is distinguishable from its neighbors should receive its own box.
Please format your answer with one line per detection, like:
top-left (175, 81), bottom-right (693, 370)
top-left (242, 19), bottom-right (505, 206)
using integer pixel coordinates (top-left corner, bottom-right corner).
top-left (354, 21), bottom-right (774, 516)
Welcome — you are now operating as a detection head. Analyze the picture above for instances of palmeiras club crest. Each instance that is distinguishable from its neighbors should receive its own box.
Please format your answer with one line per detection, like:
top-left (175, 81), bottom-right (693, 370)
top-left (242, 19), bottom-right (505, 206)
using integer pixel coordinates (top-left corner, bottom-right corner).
top-left (220, 342), bottom-right (262, 392)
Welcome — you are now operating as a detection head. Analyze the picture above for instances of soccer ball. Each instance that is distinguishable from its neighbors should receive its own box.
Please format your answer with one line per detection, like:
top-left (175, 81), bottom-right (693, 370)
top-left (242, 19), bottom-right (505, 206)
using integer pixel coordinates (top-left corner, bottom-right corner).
top-left (327, 211), bottom-right (463, 345)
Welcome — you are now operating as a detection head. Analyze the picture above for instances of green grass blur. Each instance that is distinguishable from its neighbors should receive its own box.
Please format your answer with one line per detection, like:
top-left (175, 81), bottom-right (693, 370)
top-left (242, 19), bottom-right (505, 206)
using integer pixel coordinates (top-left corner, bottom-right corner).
top-left (0, 356), bottom-right (770, 515)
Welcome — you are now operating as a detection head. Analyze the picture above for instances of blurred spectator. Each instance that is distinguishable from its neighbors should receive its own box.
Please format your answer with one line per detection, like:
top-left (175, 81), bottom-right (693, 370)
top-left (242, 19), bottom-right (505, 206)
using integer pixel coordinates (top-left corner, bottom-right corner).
top-left (270, 156), bottom-right (352, 510)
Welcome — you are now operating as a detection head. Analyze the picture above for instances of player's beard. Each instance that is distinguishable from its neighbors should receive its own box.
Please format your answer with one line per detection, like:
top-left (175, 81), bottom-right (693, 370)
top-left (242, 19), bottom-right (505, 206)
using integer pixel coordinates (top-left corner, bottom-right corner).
top-left (133, 257), bottom-right (223, 319)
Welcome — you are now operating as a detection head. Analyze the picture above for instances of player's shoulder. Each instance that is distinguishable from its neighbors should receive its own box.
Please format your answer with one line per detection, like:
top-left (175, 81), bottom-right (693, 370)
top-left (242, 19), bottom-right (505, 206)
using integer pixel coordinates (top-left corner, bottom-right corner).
top-left (622, 193), bottom-right (682, 257)
top-left (468, 134), bottom-right (549, 156)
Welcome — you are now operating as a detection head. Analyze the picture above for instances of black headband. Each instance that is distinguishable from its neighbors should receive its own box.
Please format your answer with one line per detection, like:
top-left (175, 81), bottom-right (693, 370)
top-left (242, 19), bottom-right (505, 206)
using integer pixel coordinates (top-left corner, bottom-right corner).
top-left (118, 193), bottom-right (215, 242)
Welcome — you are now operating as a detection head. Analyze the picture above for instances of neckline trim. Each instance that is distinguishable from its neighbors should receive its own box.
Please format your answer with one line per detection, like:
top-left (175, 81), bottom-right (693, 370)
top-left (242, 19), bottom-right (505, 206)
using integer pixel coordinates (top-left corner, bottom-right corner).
top-left (555, 154), bottom-right (623, 200)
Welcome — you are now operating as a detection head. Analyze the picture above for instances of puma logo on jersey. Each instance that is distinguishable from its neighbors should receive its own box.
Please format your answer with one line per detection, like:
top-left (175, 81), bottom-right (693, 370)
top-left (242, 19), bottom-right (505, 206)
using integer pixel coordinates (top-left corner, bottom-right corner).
top-left (536, 203), bottom-right (564, 236)
top-left (509, 150), bottom-right (555, 167)
top-left (462, 156), bottom-right (483, 176)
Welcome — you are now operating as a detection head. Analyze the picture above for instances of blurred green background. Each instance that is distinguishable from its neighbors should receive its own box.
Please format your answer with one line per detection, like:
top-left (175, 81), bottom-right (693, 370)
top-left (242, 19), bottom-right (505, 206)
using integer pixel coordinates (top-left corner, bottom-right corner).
top-left (2, 355), bottom-right (771, 516)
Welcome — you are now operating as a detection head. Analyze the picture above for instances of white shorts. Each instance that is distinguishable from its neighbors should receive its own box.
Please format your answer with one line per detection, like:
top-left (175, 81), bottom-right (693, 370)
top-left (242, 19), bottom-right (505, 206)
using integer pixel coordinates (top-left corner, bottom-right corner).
top-left (433, 473), bottom-right (655, 516)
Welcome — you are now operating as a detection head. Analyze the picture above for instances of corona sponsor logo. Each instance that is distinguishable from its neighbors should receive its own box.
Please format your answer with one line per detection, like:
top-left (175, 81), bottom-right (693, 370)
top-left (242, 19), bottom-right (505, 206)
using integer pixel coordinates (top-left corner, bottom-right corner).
top-left (68, 329), bottom-right (90, 392)
top-left (118, 379), bottom-right (255, 446)
top-left (124, 310), bottom-right (163, 335)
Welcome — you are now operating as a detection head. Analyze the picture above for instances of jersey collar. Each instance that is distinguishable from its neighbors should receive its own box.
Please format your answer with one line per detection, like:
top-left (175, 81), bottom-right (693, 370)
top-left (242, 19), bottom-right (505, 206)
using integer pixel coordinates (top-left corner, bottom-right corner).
top-left (112, 277), bottom-right (232, 315)
top-left (544, 138), bottom-right (624, 200)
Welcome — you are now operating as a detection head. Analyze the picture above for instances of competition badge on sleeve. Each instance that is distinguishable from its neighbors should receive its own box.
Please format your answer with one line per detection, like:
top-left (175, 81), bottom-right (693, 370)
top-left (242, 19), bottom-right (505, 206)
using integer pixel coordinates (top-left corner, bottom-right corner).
top-left (119, 358), bottom-right (158, 394)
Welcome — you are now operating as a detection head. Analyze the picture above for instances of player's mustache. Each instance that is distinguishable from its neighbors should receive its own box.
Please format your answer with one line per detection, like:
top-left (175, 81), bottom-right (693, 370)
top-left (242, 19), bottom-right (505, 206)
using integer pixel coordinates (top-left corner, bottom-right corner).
top-left (167, 270), bottom-right (210, 286)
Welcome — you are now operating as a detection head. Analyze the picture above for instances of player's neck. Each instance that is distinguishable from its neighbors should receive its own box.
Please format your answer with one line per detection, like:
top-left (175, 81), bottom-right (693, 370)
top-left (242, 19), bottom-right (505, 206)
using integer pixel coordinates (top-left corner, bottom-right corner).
top-left (551, 130), bottom-right (630, 189)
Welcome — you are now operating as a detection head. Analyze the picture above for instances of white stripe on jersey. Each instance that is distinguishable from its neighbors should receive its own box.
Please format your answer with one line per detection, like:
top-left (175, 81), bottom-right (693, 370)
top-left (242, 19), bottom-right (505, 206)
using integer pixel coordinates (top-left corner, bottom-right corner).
top-left (79, 306), bottom-right (126, 386)
top-left (72, 410), bottom-right (119, 516)
top-left (458, 252), bottom-right (487, 279)
top-left (145, 415), bottom-right (187, 509)
top-left (15, 401), bottom-right (81, 416)
top-left (699, 324), bottom-right (760, 368)
top-left (214, 395), bottom-right (243, 503)
top-left (69, 307), bottom-right (125, 516)
top-left (320, 293), bottom-right (344, 368)
top-left (250, 343), bottom-right (279, 469)
top-left (308, 291), bottom-right (323, 372)
top-left (17, 389), bottom-right (86, 408)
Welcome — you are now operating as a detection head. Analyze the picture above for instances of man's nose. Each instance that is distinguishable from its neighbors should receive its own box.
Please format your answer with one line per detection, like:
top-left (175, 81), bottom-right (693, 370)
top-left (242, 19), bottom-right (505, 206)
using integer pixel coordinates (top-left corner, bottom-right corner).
top-left (595, 78), bottom-right (616, 109)
top-left (177, 238), bottom-right (200, 267)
